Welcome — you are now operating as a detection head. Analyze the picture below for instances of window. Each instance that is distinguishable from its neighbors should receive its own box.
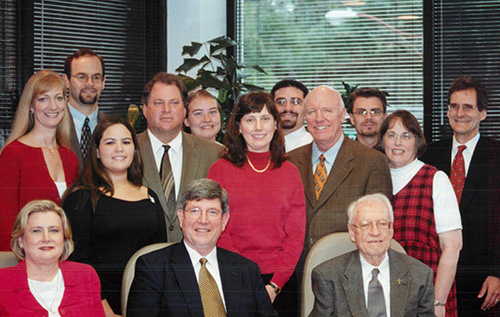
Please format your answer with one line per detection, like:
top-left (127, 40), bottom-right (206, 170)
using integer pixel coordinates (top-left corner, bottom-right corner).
top-left (236, 0), bottom-right (423, 137)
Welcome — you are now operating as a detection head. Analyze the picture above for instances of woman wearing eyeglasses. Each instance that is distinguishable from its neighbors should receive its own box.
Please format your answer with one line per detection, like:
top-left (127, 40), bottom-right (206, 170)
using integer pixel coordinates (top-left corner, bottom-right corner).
top-left (381, 110), bottom-right (463, 317)
top-left (0, 69), bottom-right (79, 252)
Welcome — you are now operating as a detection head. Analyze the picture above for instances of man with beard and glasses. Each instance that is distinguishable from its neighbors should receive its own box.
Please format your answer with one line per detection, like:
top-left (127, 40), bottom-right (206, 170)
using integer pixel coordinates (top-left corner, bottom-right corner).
top-left (271, 79), bottom-right (313, 152)
top-left (63, 48), bottom-right (107, 169)
top-left (348, 87), bottom-right (388, 150)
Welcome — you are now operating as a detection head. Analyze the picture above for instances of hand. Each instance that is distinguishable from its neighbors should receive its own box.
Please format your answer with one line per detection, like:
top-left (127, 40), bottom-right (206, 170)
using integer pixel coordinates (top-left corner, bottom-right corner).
top-left (265, 284), bottom-right (277, 303)
top-left (478, 276), bottom-right (500, 310)
top-left (434, 305), bottom-right (445, 317)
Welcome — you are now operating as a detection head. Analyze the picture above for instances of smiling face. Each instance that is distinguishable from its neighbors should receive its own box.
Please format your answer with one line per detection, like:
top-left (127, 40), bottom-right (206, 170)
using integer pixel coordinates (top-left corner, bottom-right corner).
top-left (274, 86), bottom-right (306, 133)
top-left (239, 106), bottom-right (276, 153)
top-left (32, 88), bottom-right (66, 130)
top-left (305, 87), bottom-right (346, 152)
top-left (447, 88), bottom-right (487, 143)
top-left (178, 198), bottom-right (229, 256)
top-left (348, 199), bottom-right (393, 266)
top-left (19, 211), bottom-right (64, 266)
top-left (349, 96), bottom-right (386, 137)
top-left (383, 119), bottom-right (417, 169)
top-left (97, 123), bottom-right (135, 177)
top-left (185, 96), bottom-right (221, 142)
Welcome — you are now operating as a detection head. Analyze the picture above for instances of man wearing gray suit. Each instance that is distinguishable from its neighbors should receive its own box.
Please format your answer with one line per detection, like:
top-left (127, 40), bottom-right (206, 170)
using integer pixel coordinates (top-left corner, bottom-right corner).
top-left (310, 193), bottom-right (435, 317)
top-left (138, 73), bottom-right (223, 242)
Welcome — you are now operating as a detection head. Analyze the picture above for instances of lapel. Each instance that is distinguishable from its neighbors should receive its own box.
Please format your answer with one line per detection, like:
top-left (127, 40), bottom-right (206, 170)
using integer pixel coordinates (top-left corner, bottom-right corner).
top-left (218, 248), bottom-right (242, 315)
top-left (460, 136), bottom-right (488, 210)
top-left (179, 132), bottom-right (200, 195)
top-left (388, 249), bottom-right (410, 317)
top-left (293, 143), bottom-right (316, 208)
top-left (66, 109), bottom-right (84, 169)
top-left (171, 243), bottom-right (204, 316)
top-left (341, 251), bottom-right (369, 316)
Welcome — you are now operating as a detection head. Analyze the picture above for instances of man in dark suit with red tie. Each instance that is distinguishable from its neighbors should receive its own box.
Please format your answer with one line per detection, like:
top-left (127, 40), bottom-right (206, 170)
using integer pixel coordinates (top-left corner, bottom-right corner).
top-left (421, 77), bottom-right (500, 315)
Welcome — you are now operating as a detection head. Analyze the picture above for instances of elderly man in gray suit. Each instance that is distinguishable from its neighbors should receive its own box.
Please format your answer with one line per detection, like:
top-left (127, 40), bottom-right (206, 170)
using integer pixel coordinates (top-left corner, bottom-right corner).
top-left (138, 73), bottom-right (223, 242)
top-left (310, 193), bottom-right (435, 317)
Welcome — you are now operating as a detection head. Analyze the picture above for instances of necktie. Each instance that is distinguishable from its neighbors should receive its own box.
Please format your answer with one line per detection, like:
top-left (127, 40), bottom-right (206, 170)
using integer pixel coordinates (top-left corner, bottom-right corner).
top-left (314, 154), bottom-right (327, 199)
top-left (199, 258), bottom-right (226, 317)
top-left (368, 268), bottom-right (387, 317)
top-left (450, 145), bottom-right (467, 203)
top-left (161, 145), bottom-right (176, 217)
top-left (80, 117), bottom-right (91, 161)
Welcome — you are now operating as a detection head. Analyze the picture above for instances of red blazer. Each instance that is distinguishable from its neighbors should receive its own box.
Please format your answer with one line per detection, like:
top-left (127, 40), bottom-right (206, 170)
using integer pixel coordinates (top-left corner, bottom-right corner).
top-left (0, 261), bottom-right (105, 316)
top-left (0, 140), bottom-right (79, 250)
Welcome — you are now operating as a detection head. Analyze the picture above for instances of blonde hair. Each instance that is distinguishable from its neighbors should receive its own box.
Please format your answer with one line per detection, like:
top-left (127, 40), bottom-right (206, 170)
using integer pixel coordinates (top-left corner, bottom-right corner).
top-left (4, 69), bottom-right (71, 149)
top-left (10, 200), bottom-right (74, 262)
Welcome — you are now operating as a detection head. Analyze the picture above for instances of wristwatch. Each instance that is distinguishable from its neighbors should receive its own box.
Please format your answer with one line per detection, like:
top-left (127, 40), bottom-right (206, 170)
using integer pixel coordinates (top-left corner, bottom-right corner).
top-left (268, 282), bottom-right (281, 295)
top-left (434, 300), bottom-right (446, 306)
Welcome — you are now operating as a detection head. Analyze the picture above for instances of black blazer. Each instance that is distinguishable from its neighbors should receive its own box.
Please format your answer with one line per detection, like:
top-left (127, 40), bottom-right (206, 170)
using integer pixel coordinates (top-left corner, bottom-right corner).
top-left (126, 242), bottom-right (277, 317)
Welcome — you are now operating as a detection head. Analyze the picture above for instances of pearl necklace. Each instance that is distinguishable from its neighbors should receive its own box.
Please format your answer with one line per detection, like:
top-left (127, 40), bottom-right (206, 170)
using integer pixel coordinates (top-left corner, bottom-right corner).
top-left (246, 155), bottom-right (271, 173)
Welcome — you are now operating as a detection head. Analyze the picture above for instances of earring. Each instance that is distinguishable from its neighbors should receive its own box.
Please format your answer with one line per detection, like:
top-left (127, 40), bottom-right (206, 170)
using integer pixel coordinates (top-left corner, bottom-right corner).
top-left (29, 108), bottom-right (34, 114)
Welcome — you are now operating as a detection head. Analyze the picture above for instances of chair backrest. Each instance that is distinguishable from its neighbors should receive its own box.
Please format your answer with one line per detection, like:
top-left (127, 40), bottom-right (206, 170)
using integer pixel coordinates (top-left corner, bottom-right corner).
top-left (301, 232), bottom-right (406, 317)
top-left (0, 251), bottom-right (18, 268)
top-left (121, 242), bottom-right (174, 316)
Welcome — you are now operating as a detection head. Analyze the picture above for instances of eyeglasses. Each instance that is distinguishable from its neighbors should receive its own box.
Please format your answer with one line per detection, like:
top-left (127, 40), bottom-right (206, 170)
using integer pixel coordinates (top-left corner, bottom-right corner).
top-left (71, 73), bottom-right (104, 83)
top-left (351, 220), bottom-right (391, 231)
top-left (385, 132), bottom-right (413, 141)
top-left (184, 208), bottom-right (222, 219)
top-left (448, 103), bottom-right (477, 113)
top-left (353, 109), bottom-right (384, 117)
top-left (275, 97), bottom-right (303, 107)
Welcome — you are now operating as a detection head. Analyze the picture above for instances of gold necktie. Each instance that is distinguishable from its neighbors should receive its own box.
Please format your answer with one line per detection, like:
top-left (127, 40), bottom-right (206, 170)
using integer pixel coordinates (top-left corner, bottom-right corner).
top-left (199, 258), bottom-right (226, 317)
top-left (161, 145), bottom-right (176, 217)
top-left (314, 154), bottom-right (327, 199)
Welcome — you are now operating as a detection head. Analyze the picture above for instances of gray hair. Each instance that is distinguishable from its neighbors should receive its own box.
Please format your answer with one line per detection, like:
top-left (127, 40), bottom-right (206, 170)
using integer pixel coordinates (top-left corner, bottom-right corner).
top-left (176, 178), bottom-right (229, 214)
top-left (347, 193), bottom-right (393, 224)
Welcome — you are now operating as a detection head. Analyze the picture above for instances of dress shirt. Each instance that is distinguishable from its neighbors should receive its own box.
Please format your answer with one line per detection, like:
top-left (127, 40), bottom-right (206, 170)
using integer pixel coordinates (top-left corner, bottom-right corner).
top-left (451, 132), bottom-right (480, 176)
top-left (147, 129), bottom-right (183, 199)
top-left (68, 103), bottom-right (99, 142)
top-left (311, 133), bottom-right (344, 175)
top-left (184, 241), bottom-right (226, 309)
top-left (391, 159), bottom-right (462, 233)
top-left (284, 126), bottom-right (313, 152)
top-left (360, 253), bottom-right (391, 316)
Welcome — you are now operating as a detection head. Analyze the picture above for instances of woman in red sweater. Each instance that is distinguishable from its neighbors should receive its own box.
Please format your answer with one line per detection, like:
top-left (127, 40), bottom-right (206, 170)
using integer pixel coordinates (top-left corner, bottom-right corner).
top-left (208, 91), bottom-right (306, 315)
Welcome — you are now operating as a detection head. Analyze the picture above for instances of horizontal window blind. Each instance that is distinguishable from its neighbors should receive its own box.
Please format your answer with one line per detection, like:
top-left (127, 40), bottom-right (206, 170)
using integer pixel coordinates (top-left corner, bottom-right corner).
top-left (237, 0), bottom-right (423, 138)
top-left (431, 0), bottom-right (500, 141)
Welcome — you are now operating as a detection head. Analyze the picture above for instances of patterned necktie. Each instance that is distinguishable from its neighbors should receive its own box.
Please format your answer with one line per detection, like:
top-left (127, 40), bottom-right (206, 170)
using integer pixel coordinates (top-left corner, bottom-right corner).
top-left (161, 145), bottom-right (176, 217)
top-left (450, 145), bottom-right (467, 203)
top-left (199, 258), bottom-right (226, 317)
top-left (80, 117), bottom-right (91, 161)
top-left (368, 268), bottom-right (387, 317)
top-left (314, 154), bottom-right (327, 199)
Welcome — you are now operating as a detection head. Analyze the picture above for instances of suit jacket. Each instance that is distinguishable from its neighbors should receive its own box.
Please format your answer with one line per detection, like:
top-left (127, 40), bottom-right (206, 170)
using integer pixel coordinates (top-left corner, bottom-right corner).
top-left (126, 242), bottom-right (277, 317)
top-left (0, 261), bottom-right (105, 316)
top-left (67, 109), bottom-right (108, 170)
top-left (310, 249), bottom-right (435, 317)
top-left (137, 131), bottom-right (223, 242)
top-left (288, 135), bottom-right (392, 251)
top-left (421, 136), bottom-right (500, 313)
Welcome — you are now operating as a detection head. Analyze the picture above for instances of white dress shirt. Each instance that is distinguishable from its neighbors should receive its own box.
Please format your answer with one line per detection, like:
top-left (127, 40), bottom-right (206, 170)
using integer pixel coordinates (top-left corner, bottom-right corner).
top-left (184, 241), bottom-right (226, 309)
top-left (360, 253), bottom-right (391, 316)
top-left (147, 130), bottom-right (183, 199)
top-left (451, 132), bottom-right (480, 176)
top-left (284, 126), bottom-right (313, 152)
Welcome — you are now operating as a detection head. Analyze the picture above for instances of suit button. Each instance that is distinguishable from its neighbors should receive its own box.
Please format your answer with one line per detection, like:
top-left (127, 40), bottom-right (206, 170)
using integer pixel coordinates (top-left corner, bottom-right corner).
top-left (169, 225), bottom-right (174, 231)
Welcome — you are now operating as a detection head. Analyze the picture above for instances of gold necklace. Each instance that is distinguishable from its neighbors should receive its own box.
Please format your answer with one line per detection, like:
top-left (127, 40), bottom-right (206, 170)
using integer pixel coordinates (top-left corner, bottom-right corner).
top-left (35, 140), bottom-right (58, 155)
top-left (246, 155), bottom-right (271, 173)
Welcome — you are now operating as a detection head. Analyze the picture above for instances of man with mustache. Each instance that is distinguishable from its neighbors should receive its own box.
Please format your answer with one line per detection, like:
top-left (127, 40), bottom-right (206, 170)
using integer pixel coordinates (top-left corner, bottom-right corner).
top-left (271, 79), bottom-right (313, 152)
top-left (63, 48), bottom-right (107, 169)
top-left (348, 87), bottom-right (387, 149)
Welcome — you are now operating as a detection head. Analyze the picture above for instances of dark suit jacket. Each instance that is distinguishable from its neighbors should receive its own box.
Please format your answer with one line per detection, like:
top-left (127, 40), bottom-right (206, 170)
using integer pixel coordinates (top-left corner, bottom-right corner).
top-left (288, 135), bottom-right (392, 251)
top-left (421, 136), bottom-right (500, 313)
top-left (137, 131), bottom-right (223, 242)
top-left (126, 242), bottom-right (277, 317)
top-left (67, 109), bottom-right (108, 170)
top-left (310, 249), bottom-right (435, 317)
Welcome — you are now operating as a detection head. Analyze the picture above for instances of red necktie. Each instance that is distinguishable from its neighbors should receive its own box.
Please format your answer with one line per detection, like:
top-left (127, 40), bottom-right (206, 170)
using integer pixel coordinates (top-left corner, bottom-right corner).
top-left (450, 145), bottom-right (467, 203)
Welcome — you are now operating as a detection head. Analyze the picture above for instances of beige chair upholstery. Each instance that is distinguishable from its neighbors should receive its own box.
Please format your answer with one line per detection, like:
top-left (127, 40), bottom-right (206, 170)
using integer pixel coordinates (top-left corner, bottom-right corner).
top-left (0, 251), bottom-right (18, 268)
top-left (301, 232), bottom-right (406, 317)
top-left (121, 242), bottom-right (174, 316)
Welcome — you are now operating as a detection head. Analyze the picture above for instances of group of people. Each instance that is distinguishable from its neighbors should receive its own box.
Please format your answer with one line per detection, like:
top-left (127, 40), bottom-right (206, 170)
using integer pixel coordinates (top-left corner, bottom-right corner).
top-left (0, 47), bottom-right (497, 317)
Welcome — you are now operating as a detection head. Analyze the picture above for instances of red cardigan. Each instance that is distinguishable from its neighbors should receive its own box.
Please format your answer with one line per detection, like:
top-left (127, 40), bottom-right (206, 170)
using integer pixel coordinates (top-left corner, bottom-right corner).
top-left (208, 151), bottom-right (306, 288)
top-left (0, 260), bottom-right (105, 316)
top-left (0, 141), bottom-right (79, 250)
